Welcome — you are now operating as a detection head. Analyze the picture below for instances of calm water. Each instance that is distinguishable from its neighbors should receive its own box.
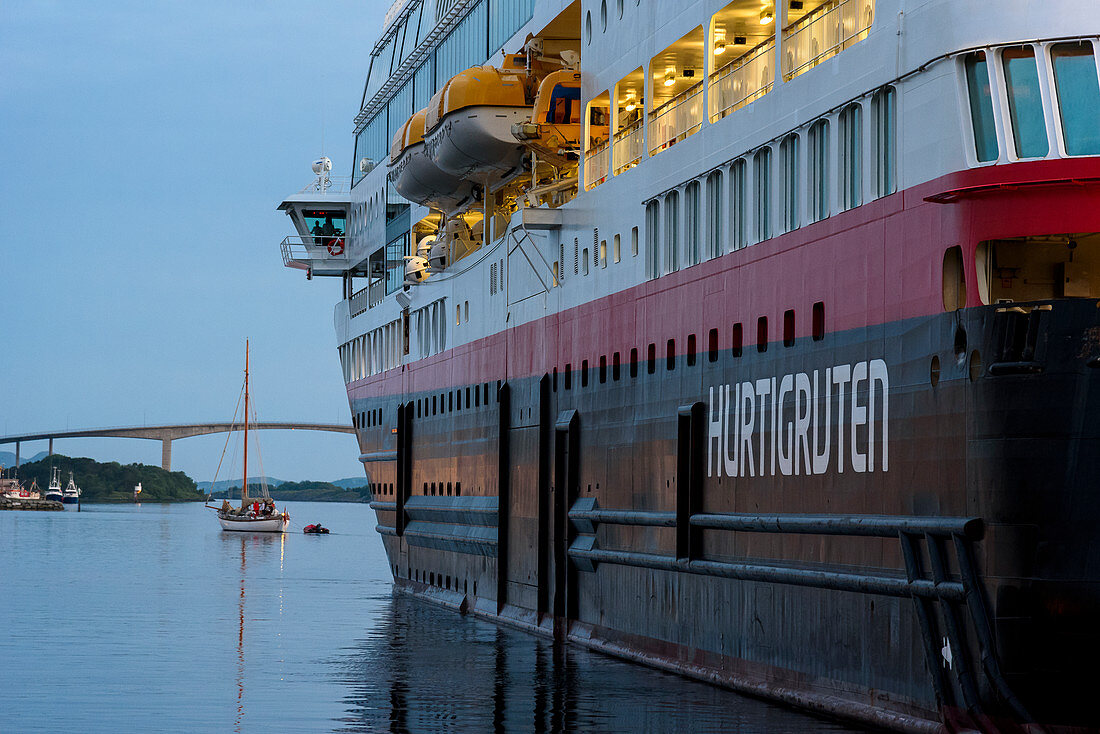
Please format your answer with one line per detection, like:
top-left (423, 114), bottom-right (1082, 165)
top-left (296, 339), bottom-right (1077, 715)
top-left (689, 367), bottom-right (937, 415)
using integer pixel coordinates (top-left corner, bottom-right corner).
top-left (1, 502), bottom-right (865, 733)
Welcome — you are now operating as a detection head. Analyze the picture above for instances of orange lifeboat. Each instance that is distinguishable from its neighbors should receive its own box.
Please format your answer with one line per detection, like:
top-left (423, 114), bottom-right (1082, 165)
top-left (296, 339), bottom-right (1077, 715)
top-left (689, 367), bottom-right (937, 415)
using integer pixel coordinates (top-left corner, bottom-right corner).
top-left (423, 54), bottom-right (541, 186)
top-left (387, 110), bottom-right (477, 215)
top-left (511, 69), bottom-right (595, 166)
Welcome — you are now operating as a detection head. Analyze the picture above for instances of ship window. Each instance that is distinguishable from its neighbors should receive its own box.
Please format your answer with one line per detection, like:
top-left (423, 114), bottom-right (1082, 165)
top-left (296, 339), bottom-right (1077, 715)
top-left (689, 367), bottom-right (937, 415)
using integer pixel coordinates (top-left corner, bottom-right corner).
top-left (489, 0), bottom-right (536, 55)
top-left (432, 396), bottom-right (437, 415)
top-left (757, 316), bottom-right (768, 352)
top-left (664, 190), bottom-right (680, 273)
top-left (708, 328), bottom-right (718, 362)
top-left (631, 226), bottom-right (639, 257)
top-left (647, 343), bottom-right (656, 374)
top-left (475, 387), bottom-right (480, 407)
top-left (455, 482), bottom-right (461, 496)
top-left (600, 240), bottom-right (607, 267)
top-left (687, 334), bottom-right (697, 366)
top-left (565, 363), bottom-right (573, 389)
top-left (666, 339), bottom-right (676, 370)
top-left (484, 384), bottom-right (489, 404)
top-left (873, 87), bottom-right (896, 197)
top-left (943, 246), bottom-right (966, 311)
top-left (685, 181), bottom-right (700, 266)
top-left (614, 234), bottom-right (621, 263)
top-left (780, 134), bottom-right (800, 233)
top-left (965, 52), bottom-right (999, 163)
top-left (705, 170), bottom-right (723, 259)
top-left (447, 482), bottom-right (452, 496)
top-left (552, 367), bottom-right (558, 391)
top-left (977, 234), bottom-right (1100, 303)
top-left (783, 309), bottom-right (795, 347)
top-left (464, 301), bottom-right (469, 322)
top-left (630, 348), bottom-right (638, 377)
top-left (466, 387), bottom-right (471, 407)
top-left (582, 359), bottom-right (590, 387)
top-left (613, 352), bottom-right (621, 380)
top-left (729, 159), bottom-right (746, 250)
top-left (645, 201), bottom-right (660, 278)
top-left (1052, 42), bottom-right (1100, 156)
top-left (449, 392), bottom-right (453, 412)
top-left (808, 120), bottom-right (829, 222)
top-left (352, 413), bottom-right (358, 428)
top-left (839, 104), bottom-right (862, 209)
top-left (1003, 46), bottom-right (1048, 158)
top-left (582, 248), bottom-right (590, 275)
top-left (599, 355), bottom-right (607, 383)
top-left (753, 148), bottom-right (771, 243)
top-left (812, 302), bottom-right (825, 341)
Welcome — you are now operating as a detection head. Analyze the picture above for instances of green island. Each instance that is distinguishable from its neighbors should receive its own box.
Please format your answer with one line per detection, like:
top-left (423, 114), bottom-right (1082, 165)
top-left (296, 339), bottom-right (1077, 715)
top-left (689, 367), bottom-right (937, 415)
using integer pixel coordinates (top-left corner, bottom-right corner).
top-left (14, 454), bottom-right (204, 503)
top-left (10, 454), bottom-right (372, 504)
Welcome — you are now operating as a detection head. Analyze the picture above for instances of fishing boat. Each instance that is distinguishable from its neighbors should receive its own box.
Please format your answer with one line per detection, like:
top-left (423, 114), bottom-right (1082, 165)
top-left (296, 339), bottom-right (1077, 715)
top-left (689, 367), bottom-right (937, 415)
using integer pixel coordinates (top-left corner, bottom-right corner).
top-left (61, 471), bottom-right (81, 505)
top-left (44, 467), bottom-right (63, 503)
top-left (207, 341), bottom-right (289, 533)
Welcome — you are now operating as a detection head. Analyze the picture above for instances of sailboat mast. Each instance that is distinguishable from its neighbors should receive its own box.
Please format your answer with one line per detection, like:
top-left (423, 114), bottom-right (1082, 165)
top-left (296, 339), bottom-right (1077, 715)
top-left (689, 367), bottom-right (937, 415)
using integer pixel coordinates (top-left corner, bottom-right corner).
top-left (243, 340), bottom-right (249, 506)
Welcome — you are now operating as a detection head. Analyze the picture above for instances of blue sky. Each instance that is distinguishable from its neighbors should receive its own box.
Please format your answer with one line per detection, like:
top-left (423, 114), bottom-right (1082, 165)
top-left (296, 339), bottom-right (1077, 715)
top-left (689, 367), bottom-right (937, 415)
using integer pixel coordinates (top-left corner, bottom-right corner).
top-left (0, 1), bottom-right (389, 481)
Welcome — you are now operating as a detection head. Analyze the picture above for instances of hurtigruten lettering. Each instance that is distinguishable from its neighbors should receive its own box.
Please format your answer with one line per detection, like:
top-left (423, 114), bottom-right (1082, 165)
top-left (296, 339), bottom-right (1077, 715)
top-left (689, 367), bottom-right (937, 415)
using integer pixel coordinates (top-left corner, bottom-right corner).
top-left (707, 360), bottom-right (889, 478)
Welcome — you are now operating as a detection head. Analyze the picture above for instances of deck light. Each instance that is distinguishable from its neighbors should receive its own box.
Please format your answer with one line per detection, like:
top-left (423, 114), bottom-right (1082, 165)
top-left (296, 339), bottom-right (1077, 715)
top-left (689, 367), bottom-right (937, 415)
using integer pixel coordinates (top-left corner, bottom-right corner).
top-left (760, 8), bottom-right (774, 24)
top-left (624, 93), bottom-right (637, 111)
top-left (663, 71), bottom-right (675, 87)
top-left (714, 42), bottom-right (726, 56)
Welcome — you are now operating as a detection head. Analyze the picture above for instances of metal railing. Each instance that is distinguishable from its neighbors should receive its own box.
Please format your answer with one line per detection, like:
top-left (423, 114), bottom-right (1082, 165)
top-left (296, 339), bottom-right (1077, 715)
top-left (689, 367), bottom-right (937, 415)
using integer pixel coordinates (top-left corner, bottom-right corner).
top-left (709, 38), bottom-right (775, 121)
top-left (349, 279), bottom-right (386, 317)
top-left (648, 81), bottom-right (704, 155)
top-left (280, 234), bottom-right (348, 270)
top-left (612, 120), bottom-right (644, 174)
top-left (782, 0), bottom-right (875, 81)
top-left (583, 140), bottom-right (610, 190)
top-left (294, 175), bottom-right (352, 195)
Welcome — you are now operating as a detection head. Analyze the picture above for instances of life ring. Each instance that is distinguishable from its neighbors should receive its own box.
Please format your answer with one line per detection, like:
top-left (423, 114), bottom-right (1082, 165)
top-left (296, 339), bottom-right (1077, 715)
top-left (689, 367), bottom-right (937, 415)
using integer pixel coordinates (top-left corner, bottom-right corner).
top-left (326, 237), bottom-right (345, 256)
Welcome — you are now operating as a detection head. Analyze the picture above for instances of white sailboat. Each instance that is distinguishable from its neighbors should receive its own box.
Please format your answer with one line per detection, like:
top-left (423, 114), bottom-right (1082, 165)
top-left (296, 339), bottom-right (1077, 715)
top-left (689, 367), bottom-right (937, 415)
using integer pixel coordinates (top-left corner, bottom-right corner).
top-left (206, 341), bottom-right (289, 533)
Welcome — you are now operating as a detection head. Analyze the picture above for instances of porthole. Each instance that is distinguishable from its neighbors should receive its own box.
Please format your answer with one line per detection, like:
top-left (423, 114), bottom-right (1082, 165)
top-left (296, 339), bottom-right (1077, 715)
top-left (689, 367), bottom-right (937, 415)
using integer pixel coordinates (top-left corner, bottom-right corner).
top-left (930, 355), bottom-right (941, 387)
top-left (585, 11), bottom-right (592, 44)
top-left (600, 0), bottom-right (607, 31)
top-left (969, 350), bottom-right (982, 382)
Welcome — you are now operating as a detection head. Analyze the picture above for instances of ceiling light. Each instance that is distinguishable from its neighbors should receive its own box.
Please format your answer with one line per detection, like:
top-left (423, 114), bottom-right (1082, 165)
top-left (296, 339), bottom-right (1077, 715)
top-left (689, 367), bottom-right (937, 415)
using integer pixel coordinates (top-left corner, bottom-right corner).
top-left (760, 8), bottom-right (774, 24)
top-left (714, 42), bottom-right (726, 56)
top-left (624, 93), bottom-right (637, 111)
top-left (663, 71), bottom-right (675, 87)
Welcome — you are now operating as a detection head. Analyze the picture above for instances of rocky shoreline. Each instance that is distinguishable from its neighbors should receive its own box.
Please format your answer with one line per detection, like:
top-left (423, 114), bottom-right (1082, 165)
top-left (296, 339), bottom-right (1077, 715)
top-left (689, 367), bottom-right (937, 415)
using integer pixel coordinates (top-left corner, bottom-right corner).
top-left (0, 497), bottom-right (64, 511)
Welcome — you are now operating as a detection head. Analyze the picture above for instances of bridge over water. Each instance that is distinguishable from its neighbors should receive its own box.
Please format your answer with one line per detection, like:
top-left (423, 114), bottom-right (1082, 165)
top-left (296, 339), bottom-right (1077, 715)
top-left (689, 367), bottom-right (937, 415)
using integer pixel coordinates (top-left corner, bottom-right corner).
top-left (0, 423), bottom-right (355, 471)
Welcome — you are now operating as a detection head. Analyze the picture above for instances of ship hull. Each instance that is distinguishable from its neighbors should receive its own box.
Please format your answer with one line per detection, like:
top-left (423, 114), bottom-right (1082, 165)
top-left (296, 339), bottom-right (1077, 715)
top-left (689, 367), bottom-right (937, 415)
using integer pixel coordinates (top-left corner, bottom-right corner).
top-left (61, 495), bottom-right (79, 504)
top-left (217, 515), bottom-right (287, 533)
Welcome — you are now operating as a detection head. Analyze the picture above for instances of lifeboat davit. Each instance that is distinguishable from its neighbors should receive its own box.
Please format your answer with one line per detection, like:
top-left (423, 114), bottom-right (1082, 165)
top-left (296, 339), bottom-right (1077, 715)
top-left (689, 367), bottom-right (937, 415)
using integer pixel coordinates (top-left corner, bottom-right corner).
top-left (423, 59), bottom-right (533, 187)
top-left (387, 110), bottom-right (477, 215)
top-left (511, 69), bottom-right (588, 166)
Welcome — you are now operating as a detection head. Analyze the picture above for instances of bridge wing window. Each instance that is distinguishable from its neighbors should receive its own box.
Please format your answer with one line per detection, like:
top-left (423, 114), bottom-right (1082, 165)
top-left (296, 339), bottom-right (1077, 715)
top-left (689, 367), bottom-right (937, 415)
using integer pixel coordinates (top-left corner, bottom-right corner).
top-left (1051, 42), bottom-right (1100, 156)
top-left (964, 52), bottom-right (999, 163)
top-left (1002, 46), bottom-right (1049, 159)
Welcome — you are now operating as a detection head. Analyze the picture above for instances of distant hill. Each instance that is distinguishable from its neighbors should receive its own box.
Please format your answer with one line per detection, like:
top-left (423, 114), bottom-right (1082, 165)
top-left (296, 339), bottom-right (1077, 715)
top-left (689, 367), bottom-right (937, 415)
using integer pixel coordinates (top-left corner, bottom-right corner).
top-left (15, 454), bottom-right (204, 503)
top-left (210, 480), bottom-right (370, 503)
top-left (0, 450), bottom-right (49, 468)
top-left (197, 476), bottom-right (369, 492)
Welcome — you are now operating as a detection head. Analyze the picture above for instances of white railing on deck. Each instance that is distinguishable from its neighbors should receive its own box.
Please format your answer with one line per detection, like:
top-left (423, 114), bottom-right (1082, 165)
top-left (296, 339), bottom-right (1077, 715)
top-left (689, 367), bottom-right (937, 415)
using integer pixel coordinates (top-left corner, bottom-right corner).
top-left (348, 279), bottom-right (386, 317)
top-left (612, 120), bottom-right (644, 174)
top-left (584, 140), bottom-right (611, 190)
top-left (648, 81), bottom-right (704, 156)
top-left (782, 0), bottom-right (874, 81)
top-left (709, 38), bottom-right (774, 122)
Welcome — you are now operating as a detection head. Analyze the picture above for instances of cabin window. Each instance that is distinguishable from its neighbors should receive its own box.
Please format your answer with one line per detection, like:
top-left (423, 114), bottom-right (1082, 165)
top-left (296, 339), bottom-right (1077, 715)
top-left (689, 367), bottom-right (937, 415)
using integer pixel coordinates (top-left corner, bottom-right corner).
top-left (552, 367), bottom-right (558, 391)
top-left (645, 201), bottom-right (660, 277)
top-left (783, 309), bottom-right (795, 347)
top-left (808, 120), bottom-right (829, 222)
top-left (757, 316), bottom-right (768, 352)
top-left (565, 363), bottom-right (573, 389)
top-left (1003, 47), bottom-right (1048, 158)
top-left (705, 170), bottom-right (723, 259)
top-left (729, 159), bottom-right (746, 250)
top-left (965, 52), bottom-right (999, 162)
top-left (582, 359), bottom-right (590, 387)
top-left (432, 396), bottom-right (437, 415)
top-left (664, 190), bottom-right (680, 273)
top-left (455, 482), bottom-right (461, 496)
top-left (647, 25), bottom-right (705, 155)
top-left (600, 240), bottom-right (608, 267)
top-left (631, 226), bottom-right (639, 257)
top-left (1052, 42), bottom-right (1100, 156)
top-left (839, 103), bottom-right (862, 210)
top-left (812, 302), bottom-right (825, 341)
top-left (582, 248), bottom-right (590, 275)
top-left (687, 334), bottom-right (697, 366)
top-left (599, 355), bottom-right (607, 383)
top-left (614, 233), bottom-right (621, 263)
top-left (647, 343), bottom-right (656, 374)
top-left (943, 246), bottom-right (966, 311)
top-left (753, 148), bottom-right (771, 243)
top-left (731, 323), bottom-right (743, 357)
top-left (630, 347), bottom-right (639, 377)
top-left (684, 181), bottom-right (701, 266)
top-left (666, 339), bottom-right (676, 370)
top-left (708, 328), bottom-right (718, 362)
top-left (466, 386), bottom-right (471, 407)
top-left (613, 352), bottom-right (621, 380)
top-left (780, 134), bottom-right (800, 233)
top-left (873, 87), bottom-right (896, 197)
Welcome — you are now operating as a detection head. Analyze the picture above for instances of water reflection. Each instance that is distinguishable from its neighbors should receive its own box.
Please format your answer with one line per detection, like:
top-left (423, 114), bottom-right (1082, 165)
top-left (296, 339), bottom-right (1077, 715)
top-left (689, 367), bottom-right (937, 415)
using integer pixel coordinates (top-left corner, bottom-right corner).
top-left (336, 595), bottom-right (863, 734)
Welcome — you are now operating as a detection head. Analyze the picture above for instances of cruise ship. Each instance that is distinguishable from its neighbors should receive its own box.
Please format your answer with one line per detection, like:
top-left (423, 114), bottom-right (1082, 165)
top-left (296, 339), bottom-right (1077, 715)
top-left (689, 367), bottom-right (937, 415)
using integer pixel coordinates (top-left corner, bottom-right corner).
top-left (277, 1), bottom-right (1100, 730)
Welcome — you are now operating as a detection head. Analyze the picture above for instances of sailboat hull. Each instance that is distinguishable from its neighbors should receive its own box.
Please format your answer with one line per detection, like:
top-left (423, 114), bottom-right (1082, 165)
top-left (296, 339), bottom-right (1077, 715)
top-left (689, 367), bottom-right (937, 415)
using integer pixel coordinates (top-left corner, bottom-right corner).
top-left (217, 515), bottom-right (288, 533)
